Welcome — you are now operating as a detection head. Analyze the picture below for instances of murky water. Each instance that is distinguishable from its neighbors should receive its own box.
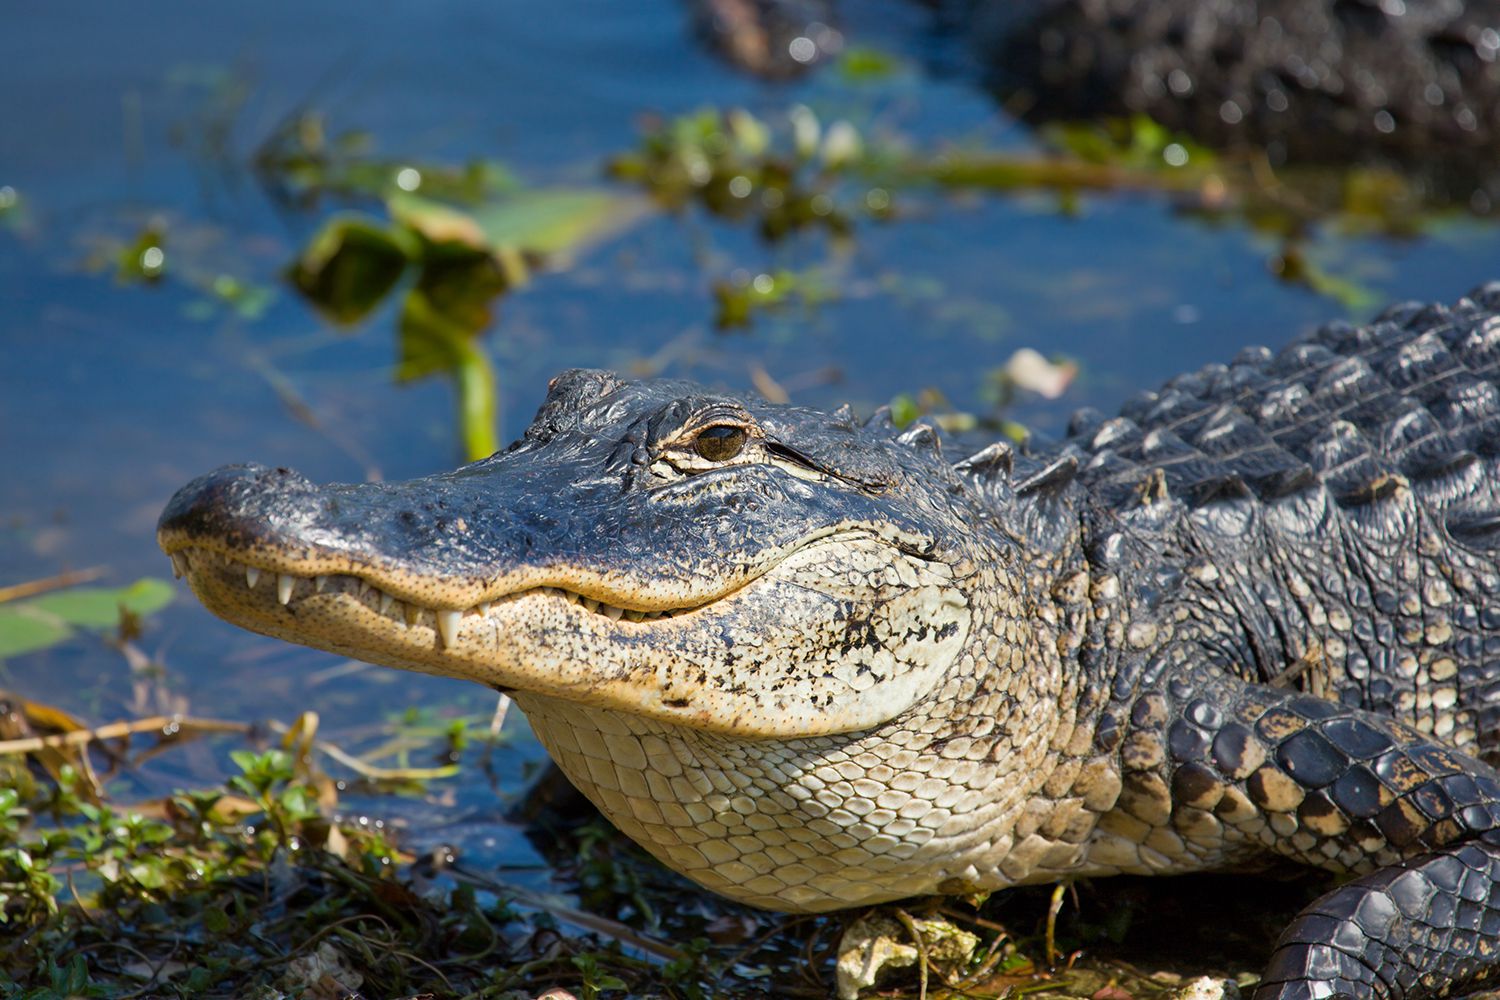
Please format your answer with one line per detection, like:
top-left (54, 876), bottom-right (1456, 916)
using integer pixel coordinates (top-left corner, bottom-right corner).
top-left (4, 0), bottom-right (1500, 886)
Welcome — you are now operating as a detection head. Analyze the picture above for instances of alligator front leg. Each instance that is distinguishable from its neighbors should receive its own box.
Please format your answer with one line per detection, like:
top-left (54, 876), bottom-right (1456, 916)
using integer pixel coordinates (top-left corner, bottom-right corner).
top-left (1104, 670), bottom-right (1500, 999)
top-left (1256, 836), bottom-right (1500, 999)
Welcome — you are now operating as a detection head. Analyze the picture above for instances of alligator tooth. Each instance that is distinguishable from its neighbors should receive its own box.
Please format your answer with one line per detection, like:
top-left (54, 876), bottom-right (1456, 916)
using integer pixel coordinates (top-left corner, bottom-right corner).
top-left (477, 601), bottom-right (492, 616)
top-left (314, 575), bottom-right (328, 593)
top-left (581, 597), bottom-right (600, 613)
top-left (436, 609), bottom-right (461, 648)
top-left (623, 610), bottom-right (644, 622)
top-left (277, 574), bottom-right (296, 605)
top-left (404, 604), bottom-right (421, 627)
top-left (603, 604), bottom-right (624, 621)
top-left (170, 553), bottom-right (188, 579)
top-left (378, 591), bottom-right (395, 616)
top-left (246, 566), bottom-right (261, 589)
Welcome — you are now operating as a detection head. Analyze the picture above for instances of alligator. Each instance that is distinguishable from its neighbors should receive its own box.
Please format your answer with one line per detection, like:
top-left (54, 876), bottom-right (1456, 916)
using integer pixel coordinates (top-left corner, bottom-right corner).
top-left (161, 281), bottom-right (1500, 999)
top-left (693, 0), bottom-right (1500, 187)
top-left (970, 0), bottom-right (1500, 165)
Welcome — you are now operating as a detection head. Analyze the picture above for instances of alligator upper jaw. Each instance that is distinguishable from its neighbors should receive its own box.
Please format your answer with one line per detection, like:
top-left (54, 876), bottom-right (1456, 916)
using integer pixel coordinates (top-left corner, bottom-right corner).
top-left (162, 542), bottom-right (708, 652)
top-left (153, 460), bottom-right (769, 619)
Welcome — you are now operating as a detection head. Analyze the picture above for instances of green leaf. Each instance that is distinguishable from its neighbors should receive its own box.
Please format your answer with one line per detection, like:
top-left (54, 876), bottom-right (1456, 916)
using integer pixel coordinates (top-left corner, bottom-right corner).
top-left (397, 286), bottom-right (500, 460)
top-left (837, 46), bottom-right (901, 82)
top-left (287, 214), bottom-right (418, 325)
top-left (469, 189), bottom-right (642, 258)
top-left (27, 579), bottom-right (175, 629)
top-left (0, 608), bottom-right (71, 659)
top-left (228, 749), bottom-right (261, 775)
top-left (389, 188), bottom-right (645, 263)
top-left (396, 285), bottom-right (476, 384)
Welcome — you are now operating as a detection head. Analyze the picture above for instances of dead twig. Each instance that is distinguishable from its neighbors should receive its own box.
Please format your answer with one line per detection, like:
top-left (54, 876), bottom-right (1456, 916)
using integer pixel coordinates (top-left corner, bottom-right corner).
top-left (441, 861), bottom-right (686, 963)
top-left (0, 566), bottom-right (109, 604)
top-left (0, 715), bottom-right (251, 757)
top-left (265, 718), bottom-right (459, 781)
top-left (894, 908), bottom-right (931, 1000)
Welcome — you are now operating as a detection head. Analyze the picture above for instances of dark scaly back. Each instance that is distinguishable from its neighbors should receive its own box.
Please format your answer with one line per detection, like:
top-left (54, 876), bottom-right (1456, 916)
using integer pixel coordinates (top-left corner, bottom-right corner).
top-left (1057, 282), bottom-right (1500, 762)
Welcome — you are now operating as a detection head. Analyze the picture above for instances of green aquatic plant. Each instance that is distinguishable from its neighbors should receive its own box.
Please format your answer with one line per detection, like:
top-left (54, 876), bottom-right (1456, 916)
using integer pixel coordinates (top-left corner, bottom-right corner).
top-left (288, 186), bottom-right (646, 461)
top-left (615, 104), bottom-right (1489, 315)
top-left (0, 578), bottom-right (173, 662)
top-left (0, 186), bottom-right (25, 232)
top-left (253, 110), bottom-right (519, 209)
top-left (712, 267), bottom-right (837, 329)
top-left (610, 106), bottom-right (894, 243)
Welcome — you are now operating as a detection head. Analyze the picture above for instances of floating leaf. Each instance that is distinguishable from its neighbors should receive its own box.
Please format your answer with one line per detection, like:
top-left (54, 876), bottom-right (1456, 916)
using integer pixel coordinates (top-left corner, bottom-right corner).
top-left (27, 579), bottom-right (175, 629)
top-left (0, 579), bottom-right (174, 660)
top-left (390, 188), bottom-right (647, 265)
top-left (386, 193), bottom-right (487, 249)
top-left (411, 254), bottom-right (510, 336)
top-left (288, 214), bottom-right (419, 326)
top-left (0, 609), bottom-right (70, 660)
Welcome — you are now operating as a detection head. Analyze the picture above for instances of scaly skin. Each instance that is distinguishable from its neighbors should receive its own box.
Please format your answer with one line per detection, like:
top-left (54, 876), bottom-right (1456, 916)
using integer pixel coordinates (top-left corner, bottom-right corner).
top-left (161, 282), bottom-right (1500, 998)
top-left (689, 0), bottom-right (1500, 167)
top-left (974, 0), bottom-right (1500, 164)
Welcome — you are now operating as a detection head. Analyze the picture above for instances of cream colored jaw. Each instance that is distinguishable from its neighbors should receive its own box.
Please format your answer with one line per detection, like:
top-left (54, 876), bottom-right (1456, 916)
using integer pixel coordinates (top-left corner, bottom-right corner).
top-left (169, 547), bottom-right (689, 648)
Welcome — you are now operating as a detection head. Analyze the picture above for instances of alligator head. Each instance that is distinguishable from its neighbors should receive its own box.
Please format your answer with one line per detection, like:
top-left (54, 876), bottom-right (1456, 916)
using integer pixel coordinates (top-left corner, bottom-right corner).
top-left (159, 369), bottom-right (1078, 910)
top-left (158, 369), bottom-right (1009, 738)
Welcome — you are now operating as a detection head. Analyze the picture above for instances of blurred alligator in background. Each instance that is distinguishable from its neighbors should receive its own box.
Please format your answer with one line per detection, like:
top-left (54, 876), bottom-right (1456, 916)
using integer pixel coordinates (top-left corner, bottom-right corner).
top-left (163, 281), bottom-right (1500, 998)
top-left (693, 0), bottom-right (1500, 171)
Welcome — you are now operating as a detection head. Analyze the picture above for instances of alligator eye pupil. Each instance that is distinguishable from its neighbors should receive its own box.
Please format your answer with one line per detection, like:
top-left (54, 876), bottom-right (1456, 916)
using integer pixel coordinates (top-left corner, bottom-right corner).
top-left (694, 425), bottom-right (747, 462)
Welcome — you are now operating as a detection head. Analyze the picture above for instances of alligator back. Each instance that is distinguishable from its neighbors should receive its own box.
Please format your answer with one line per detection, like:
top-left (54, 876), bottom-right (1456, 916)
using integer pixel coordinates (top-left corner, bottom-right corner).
top-left (1063, 283), bottom-right (1500, 760)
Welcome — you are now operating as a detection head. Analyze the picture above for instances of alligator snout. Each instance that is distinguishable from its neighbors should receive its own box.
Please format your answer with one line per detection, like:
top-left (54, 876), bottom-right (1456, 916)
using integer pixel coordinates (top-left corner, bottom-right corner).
top-left (157, 459), bottom-right (519, 581)
top-left (155, 450), bottom-right (649, 602)
top-left (158, 463), bottom-right (321, 547)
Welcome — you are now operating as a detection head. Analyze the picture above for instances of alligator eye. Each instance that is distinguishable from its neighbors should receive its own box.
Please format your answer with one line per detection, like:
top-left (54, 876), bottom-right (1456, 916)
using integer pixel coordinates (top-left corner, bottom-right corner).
top-left (694, 425), bottom-right (747, 462)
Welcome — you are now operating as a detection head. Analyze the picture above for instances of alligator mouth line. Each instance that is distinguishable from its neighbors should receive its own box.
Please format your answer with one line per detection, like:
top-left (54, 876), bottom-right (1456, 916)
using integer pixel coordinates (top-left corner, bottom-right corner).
top-left (167, 546), bottom-right (697, 649)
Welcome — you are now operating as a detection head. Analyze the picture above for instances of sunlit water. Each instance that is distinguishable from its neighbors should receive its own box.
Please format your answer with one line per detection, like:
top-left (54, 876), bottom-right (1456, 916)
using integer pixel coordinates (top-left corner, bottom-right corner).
top-left (3, 0), bottom-right (1500, 875)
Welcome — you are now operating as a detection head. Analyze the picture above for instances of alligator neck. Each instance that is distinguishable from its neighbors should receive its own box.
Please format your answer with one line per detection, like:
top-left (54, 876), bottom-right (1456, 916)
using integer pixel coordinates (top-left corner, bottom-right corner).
top-left (515, 488), bottom-right (1119, 912)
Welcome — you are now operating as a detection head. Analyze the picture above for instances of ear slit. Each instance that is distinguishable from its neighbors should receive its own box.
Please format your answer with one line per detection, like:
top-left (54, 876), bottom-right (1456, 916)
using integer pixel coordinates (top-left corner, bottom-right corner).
top-left (765, 440), bottom-right (824, 472)
top-left (767, 440), bottom-right (891, 494)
